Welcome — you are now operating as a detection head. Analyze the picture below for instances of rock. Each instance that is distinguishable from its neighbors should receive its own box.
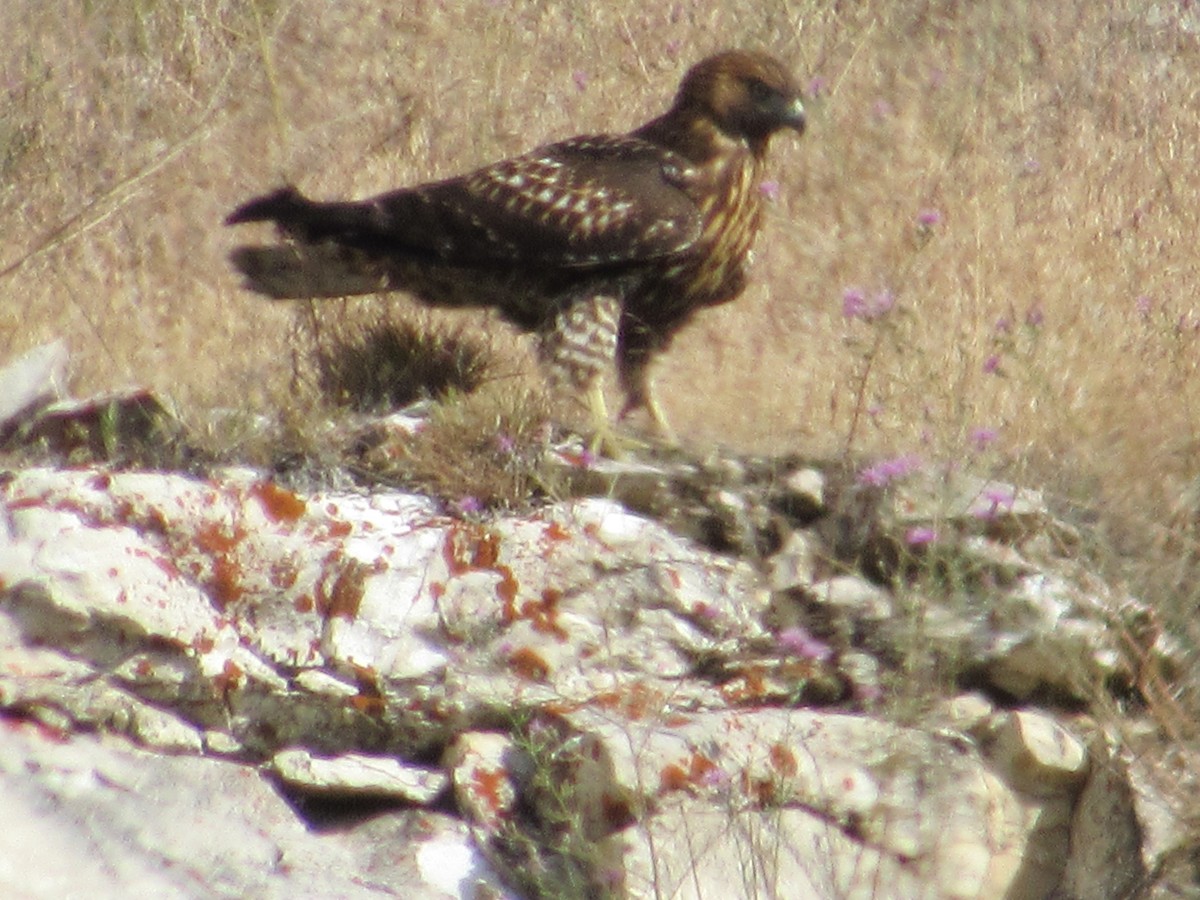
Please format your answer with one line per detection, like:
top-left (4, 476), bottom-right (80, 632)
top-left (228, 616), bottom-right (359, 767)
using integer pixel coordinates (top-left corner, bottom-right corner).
top-left (549, 451), bottom-right (685, 523)
top-left (1060, 737), bottom-right (1145, 900)
top-left (549, 449), bottom-right (821, 554)
top-left (936, 693), bottom-right (996, 737)
top-left (0, 340), bottom-right (68, 434)
top-left (552, 705), bottom-right (1052, 895)
top-left (891, 471), bottom-right (1049, 531)
top-left (986, 710), bottom-right (1090, 796)
top-left (0, 719), bottom-right (511, 898)
top-left (8, 387), bottom-right (174, 461)
top-left (771, 465), bottom-right (826, 522)
top-left (614, 798), bottom-right (926, 899)
top-left (1062, 735), bottom-right (1200, 899)
top-left (0, 459), bottom-right (1192, 898)
top-left (766, 528), bottom-right (817, 591)
top-left (979, 573), bottom-right (1133, 701)
top-left (443, 732), bottom-right (526, 829)
top-left (806, 575), bottom-right (894, 635)
top-left (272, 748), bottom-right (448, 803)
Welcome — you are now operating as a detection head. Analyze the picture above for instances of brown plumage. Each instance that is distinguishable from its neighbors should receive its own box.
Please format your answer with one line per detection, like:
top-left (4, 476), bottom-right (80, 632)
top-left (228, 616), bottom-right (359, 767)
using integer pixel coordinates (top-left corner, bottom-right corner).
top-left (227, 49), bottom-right (805, 449)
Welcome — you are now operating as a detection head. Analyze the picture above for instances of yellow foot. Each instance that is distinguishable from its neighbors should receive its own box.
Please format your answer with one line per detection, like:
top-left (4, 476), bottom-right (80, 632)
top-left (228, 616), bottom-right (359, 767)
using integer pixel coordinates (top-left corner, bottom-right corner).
top-left (586, 420), bottom-right (654, 460)
top-left (577, 383), bottom-right (676, 458)
top-left (617, 394), bottom-right (678, 448)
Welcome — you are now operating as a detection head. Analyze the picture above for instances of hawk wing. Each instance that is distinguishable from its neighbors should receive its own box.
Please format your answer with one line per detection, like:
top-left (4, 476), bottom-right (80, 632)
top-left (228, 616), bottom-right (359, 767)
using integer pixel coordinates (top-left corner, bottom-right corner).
top-left (228, 135), bottom-right (703, 272)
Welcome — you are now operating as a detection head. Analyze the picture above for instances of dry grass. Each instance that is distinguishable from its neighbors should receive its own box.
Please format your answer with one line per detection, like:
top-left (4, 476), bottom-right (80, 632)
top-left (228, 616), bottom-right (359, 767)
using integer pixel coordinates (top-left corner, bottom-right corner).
top-left (300, 309), bottom-right (495, 412)
top-left (358, 379), bottom-right (557, 511)
top-left (6, 2), bottom-right (1198, 491)
top-left (5, 0), bottom-right (1200, 775)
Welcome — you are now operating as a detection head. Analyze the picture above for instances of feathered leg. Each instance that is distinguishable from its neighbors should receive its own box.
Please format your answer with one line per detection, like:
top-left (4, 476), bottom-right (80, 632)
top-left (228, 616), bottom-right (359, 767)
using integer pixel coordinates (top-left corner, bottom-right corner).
top-left (537, 294), bottom-right (625, 455)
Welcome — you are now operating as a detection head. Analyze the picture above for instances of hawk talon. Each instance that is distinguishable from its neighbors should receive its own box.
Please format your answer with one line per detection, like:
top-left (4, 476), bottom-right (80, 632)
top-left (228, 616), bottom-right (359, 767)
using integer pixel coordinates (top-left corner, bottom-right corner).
top-left (587, 421), bottom-right (648, 460)
top-left (618, 395), bottom-right (678, 447)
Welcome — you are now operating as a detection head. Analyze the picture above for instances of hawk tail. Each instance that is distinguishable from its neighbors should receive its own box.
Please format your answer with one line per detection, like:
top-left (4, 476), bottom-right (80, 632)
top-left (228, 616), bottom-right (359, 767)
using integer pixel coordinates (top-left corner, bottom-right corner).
top-left (226, 186), bottom-right (381, 240)
top-left (227, 186), bottom-right (398, 298)
top-left (225, 186), bottom-right (310, 226)
top-left (229, 244), bottom-right (390, 299)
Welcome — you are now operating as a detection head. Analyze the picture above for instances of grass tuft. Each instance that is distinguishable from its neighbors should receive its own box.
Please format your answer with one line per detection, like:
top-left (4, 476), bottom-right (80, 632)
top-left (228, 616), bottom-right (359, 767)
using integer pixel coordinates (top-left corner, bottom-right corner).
top-left (355, 379), bottom-right (556, 512)
top-left (304, 310), bottom-right (494, 413)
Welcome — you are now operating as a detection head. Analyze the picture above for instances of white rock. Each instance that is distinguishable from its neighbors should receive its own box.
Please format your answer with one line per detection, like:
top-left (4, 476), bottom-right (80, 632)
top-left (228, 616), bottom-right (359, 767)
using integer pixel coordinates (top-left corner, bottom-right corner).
top-left (938, 693), bottom-right (995, 736)
top-left (0, 724), bottom-right (506, 898)
top-left (615, 798), bottom-right (925, 899)
top-left (272, 748), bottom-right (447, 802)
top-left (0, 340), bottom-right (68, 427)
top-left (767, 529), bottom-right (817, 590)
top-left (783, 466), bottom-right (825, 513)
top-left (988, 710), bottom-right (1090, 796)
top-left (443, 732), bottom-right (525, 829)
top-left (416, 830), bottom-right (515, 898)
top-left (809, 575), bottom-right (893, 621)
top-left (560, 706), bottom-right (1039, 890)
top-left (0, 464), bottom-right (1180, 898)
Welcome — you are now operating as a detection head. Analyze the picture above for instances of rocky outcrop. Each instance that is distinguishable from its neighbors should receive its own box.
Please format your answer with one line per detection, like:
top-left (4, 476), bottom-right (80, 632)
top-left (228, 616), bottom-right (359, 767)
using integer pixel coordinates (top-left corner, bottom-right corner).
top-left (0, 345), bottom-right (1194, 898)
top-left (2, 449), bottom-right (1194, 898)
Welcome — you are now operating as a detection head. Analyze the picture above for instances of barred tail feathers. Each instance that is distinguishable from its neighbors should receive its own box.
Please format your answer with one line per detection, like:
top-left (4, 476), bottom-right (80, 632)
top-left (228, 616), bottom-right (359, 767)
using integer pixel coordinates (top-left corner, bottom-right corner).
top-left (228, 244), bottom-right (391, 299)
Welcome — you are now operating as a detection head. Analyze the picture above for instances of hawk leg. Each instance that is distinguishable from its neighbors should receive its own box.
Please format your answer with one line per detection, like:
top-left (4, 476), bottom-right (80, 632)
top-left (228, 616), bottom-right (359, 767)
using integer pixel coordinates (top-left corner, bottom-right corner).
top-left (538, 294), bottom-right (625, 454)
top-left (615, 317), bottom-right (678, 445)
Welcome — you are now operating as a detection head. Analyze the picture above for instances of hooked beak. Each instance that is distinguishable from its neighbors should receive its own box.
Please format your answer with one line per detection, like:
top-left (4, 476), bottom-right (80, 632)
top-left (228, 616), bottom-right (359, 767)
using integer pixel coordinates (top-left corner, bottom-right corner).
top-left (780, 96), bottom-right (806, 134)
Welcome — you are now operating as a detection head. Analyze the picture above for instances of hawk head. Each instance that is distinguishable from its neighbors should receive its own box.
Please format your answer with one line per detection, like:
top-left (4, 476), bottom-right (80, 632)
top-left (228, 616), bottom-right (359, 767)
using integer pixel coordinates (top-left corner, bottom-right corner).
top-left (673, 50), bottom-right (806, 147)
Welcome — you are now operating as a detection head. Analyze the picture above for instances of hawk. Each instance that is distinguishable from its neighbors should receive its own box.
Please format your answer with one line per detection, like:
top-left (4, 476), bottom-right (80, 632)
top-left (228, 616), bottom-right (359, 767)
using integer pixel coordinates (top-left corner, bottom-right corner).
top-left (227, 49), bottom-right (805, 451)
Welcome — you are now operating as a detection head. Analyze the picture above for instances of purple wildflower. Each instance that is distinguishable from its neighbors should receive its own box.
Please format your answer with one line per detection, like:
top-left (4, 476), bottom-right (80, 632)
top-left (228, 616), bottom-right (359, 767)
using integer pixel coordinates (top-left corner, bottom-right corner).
top-left (807, 75), bottom-right (829, 98)
top-left (495, 433), bottom-right (516, 454)
top-left (697, 765), bottom-right (731, 789)
top-left (982, 355), bottom-right (1002, 375)
top-left (984, 486), bottom-right (1014, 504)
top-left (777, 626), bottom-right (833, 662)
top-left (969, 427), bottom-right (999, 451)
top-left (572, 70), bottom-right (589, 92)
top-left (758, 179), bottom-right (781, 202)
top-left (916, 208), bottom-right (942, 228)
top-left (842, 287), bottom-right (896, 321)
top-left (1136, 295), bottom-right (1153, 318)
top-left (905, 526), bottom-right (938, 546)
top-left (842, 287), bottom-right (868, 319)
top-left (857, 454), bottom-right (923, 487)
top-left (452, 496), bottom-right (484, 515)
top-left (871, 289), bottom-right (896, 317)
top-left (993, 316), bottom-right (1012, 335)
top-left (973, 486), bottom-right (1015, 519)
top-left (1025, 305), bottom-right (1045, 327)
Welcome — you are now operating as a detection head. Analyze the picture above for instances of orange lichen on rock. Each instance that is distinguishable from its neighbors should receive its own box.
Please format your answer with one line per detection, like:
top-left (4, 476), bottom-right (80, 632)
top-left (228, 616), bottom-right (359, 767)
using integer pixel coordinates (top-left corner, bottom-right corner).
top-left (658, 751), bottom-right (720, 795)
top-left (508, 646), bottom-right (550, 682)
top-left (248, 480), bottom-right (307, 523)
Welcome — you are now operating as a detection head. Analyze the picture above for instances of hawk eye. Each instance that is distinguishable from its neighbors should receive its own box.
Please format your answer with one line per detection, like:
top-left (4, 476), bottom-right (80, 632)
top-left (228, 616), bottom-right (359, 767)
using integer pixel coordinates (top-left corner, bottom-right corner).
top-left (747, 78), bottom-right (775, 103)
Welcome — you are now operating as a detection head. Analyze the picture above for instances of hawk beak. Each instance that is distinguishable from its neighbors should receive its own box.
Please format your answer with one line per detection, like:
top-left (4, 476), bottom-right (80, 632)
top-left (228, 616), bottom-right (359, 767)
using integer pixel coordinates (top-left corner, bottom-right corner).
top-left (783, 97), bottom-right (806, 134)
